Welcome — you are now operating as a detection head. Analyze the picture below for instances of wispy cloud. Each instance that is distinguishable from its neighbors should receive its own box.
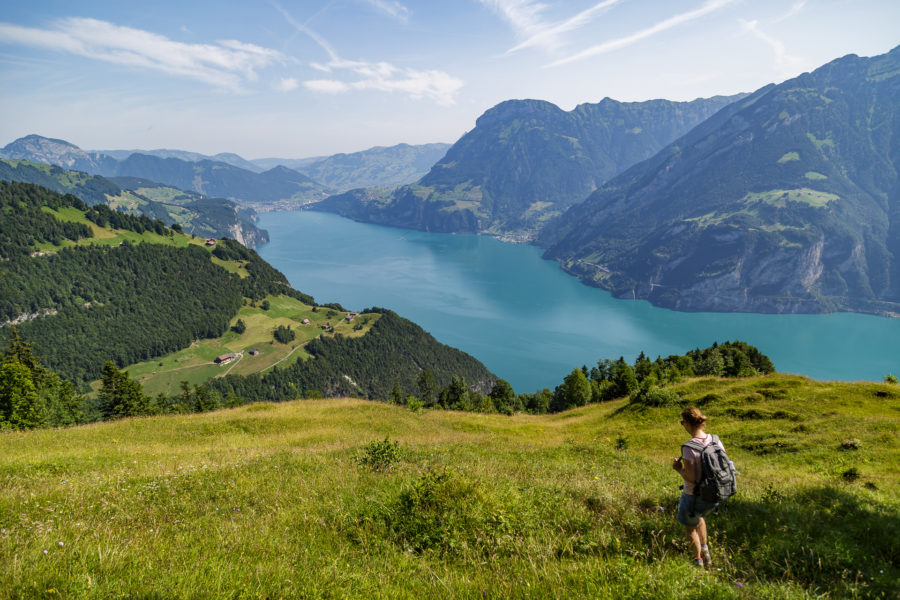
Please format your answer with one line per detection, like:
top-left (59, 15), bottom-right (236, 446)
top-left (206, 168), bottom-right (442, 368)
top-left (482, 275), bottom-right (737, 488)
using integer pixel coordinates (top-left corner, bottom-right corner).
top-left (361, 0), bottom-right (411, 24)
top-left (303, 61), bottom-right (463, 105)
top-left (740, 19), bottom-right (808, 77)
top-left (274, 3), bottom-right (463, 105)
top-left (478, 0), bottom-right (624, 54)
top-left (477, 0), bottom-right (549, 41)
top-left (547, 0), bottom-right (735, 67)
top-left (272, 2), bottom-right (340, 63)
top-left (773, 0), bottom-right (807, 23)
top-left (507, 0), bottom-right (623, 54)
top-left (0, 17), bottom-right (283, 91)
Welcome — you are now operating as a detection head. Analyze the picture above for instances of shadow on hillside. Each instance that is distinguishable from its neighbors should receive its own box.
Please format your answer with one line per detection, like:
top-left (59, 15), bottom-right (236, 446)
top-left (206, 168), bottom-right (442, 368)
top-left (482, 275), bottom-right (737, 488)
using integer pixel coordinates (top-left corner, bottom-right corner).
top-left (709, 485), bottom-right (898, 595)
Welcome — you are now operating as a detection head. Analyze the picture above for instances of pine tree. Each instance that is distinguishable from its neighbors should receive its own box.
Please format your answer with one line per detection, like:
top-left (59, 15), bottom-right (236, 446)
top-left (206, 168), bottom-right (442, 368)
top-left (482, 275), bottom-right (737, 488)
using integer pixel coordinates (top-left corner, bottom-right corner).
top-left (0, 361), bottom-right (45, 429)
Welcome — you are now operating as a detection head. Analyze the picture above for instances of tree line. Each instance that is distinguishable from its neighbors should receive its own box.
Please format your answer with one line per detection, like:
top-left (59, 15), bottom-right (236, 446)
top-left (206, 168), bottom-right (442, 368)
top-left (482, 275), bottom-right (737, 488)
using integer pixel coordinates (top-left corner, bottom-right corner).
top-left (0, 324), bottom-right (774, 432)
top-left (387, 340), bottom-right (775, 415)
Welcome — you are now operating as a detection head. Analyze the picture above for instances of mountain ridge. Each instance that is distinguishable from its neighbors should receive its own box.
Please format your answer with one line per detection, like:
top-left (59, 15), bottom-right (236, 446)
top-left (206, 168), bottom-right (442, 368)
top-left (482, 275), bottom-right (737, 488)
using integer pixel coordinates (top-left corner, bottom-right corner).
top-left (313, 94), bottom-right (745, 237)
top-left (540, 46), bottom-right (900, 316)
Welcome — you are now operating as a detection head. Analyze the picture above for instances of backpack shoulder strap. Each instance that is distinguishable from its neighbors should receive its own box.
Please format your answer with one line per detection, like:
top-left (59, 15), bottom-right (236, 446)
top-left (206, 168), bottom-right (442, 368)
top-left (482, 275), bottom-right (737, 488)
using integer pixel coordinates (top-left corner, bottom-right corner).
top-left (682, 439), bottom-right (705, 453)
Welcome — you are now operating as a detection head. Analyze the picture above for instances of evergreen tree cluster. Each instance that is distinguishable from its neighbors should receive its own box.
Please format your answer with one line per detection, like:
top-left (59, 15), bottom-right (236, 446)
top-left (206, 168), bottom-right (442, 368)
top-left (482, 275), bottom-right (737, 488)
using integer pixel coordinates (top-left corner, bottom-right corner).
top-left (273, 324), bottom-right (296, 344)
top-left (85, 203), bottom-right (171, 236)
top-left (0, 329), bottom-right (85, 429)
top-left (214, 237), bottom-right (315, 305)
top-left (208, 309), bottom-right (495, 403)
top-left (0, 181), bottom-right (92, 257)
top-left (394, 341), bottom-right (775, 417)
top-left (3, 242), bottom-right (244, 384)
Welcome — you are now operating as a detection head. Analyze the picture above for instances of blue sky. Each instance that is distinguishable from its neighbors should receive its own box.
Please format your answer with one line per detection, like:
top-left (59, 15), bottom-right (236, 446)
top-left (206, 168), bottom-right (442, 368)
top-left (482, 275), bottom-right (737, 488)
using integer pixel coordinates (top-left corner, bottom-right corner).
top-left (1, 0), bottom-right (897, 159)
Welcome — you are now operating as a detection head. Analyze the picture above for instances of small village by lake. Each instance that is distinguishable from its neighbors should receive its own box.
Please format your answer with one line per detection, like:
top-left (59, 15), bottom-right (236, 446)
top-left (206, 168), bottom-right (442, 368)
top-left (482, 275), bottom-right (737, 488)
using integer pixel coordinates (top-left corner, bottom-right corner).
top-left (259, 210), bottom-right (900, 393)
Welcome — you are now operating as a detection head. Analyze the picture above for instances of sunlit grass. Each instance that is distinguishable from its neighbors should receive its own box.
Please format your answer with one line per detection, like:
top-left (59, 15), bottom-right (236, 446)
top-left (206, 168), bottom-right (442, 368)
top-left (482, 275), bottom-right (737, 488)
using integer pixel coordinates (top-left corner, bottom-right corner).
top-left (1, 375), bottom-right (897, 598)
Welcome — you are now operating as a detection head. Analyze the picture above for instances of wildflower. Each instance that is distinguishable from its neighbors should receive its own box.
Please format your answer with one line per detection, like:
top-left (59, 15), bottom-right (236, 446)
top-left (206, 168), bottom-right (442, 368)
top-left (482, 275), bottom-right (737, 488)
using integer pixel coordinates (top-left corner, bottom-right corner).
top-left (735, 582), bottom-right (744, 588)
top-left (58, 541), bottom-right (64, 547)
top-left (42, 549), bottom-right (48, 555)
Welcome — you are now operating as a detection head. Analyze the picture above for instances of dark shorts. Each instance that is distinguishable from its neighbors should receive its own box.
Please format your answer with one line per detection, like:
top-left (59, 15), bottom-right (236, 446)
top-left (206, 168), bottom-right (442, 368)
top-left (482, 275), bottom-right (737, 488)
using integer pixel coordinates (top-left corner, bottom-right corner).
top-left (676, 492), bottom-right (718, 527)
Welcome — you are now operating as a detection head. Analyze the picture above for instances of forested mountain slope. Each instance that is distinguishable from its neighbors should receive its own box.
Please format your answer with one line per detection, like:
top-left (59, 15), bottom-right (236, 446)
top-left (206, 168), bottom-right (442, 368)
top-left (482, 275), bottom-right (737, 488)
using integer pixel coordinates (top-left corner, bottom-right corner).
top-left (0, 159), bottom-right (268, 248)
top-left (0, 181), bottom-right (494, 397)
top-left (314, 95), bottom-right (742, 237)
top-left (541, 46), bottom-right (900, 316)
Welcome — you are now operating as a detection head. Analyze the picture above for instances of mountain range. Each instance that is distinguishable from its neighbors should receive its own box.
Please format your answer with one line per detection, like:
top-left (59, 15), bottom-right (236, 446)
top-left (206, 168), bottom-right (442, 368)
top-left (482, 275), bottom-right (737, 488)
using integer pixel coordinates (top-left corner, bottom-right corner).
top-left (313, 95), bottom-right (743, 238)
top-left (96, 142), bottom-right (451, 191)
top-left (541, 45), bottom-right (900, 316)
top-left (0, 159), bottom-right (268, 247)
top-left (2, 136), bottom-right (450, 210)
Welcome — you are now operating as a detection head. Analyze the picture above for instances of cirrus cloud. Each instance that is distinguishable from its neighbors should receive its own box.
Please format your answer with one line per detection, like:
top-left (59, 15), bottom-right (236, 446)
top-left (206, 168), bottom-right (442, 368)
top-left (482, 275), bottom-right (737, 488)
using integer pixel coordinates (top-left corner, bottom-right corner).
top-left (303, 61), bottom-right (463, 105)
top-left (0, 17), bottom-right (284, 92)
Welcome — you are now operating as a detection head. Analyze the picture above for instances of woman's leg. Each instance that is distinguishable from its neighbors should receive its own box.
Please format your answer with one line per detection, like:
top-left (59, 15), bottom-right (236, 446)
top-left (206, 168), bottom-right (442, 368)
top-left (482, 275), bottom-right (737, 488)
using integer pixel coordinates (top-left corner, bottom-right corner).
top-left (685, 524), bottom-right (702, 560)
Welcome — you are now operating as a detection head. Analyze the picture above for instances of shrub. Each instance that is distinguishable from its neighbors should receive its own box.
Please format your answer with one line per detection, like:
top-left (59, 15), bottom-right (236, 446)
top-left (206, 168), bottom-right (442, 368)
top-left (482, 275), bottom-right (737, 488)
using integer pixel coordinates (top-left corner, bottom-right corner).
top-left (884, 374), bottom-right (898, 384)
top-left (405, 396), bottom-right (423, 412)
top-left (630, 385), bottom-right (681, 407)
top-left (355, 437), bottom-right (402, 472)
top-left (615, 436), bottom-right (628, 451)
top-left (840, 439), bottom-right (861, 451)
top-left (384, 469), bottom-right (518, 556)
top-left (841, 467), bottom-right (860, 481)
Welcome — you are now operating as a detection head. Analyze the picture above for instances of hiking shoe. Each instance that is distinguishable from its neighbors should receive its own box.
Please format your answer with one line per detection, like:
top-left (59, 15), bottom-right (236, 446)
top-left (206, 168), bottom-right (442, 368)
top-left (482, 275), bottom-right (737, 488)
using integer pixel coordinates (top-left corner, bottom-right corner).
top-left (692, 558), bottom-right (704, 568)
top-left (701, 547), bottom-right (712, 569)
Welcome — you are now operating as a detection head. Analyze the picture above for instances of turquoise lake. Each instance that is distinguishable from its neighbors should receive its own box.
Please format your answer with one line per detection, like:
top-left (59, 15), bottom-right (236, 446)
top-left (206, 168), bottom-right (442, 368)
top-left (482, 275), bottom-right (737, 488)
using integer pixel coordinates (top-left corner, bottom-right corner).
top-left (258, 211), bottom-right (900, 393)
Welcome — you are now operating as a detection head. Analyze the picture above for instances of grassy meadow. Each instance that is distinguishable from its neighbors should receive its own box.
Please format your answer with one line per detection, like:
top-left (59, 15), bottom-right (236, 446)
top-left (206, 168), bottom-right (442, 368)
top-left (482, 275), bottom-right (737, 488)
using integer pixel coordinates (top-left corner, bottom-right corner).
top-left (1, 374), bottom-right (897, 599)
top-left (110, 295), bottom-right (380, 397)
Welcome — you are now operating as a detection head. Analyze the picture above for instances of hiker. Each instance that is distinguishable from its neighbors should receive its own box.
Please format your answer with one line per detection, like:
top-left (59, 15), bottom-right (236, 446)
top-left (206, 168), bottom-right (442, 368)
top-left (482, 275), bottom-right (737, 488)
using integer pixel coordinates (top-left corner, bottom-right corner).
top-left (672, 406), bottom-right (729, 568)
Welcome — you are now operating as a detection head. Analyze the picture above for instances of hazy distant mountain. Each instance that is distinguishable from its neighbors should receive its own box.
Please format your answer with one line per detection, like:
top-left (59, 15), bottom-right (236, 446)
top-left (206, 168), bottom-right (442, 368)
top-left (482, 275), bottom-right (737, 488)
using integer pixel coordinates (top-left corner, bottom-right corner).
top-left (103, 154), bottom-right (331, 209)
top-left (314, 95), bottom-right (743, 237)
top-left (294, 143), bottom-right (450, 192)
top-left (1, 136), bottom-right (331, 210)
top-left (540, 45), bottom-right (900, 316)
top-left (251, 156), bottom-right (328, 171)
top-left (97, 148), bottom-right (265, 172)
top-left (0, 159), bottom-right (268, 247)
top-left (2, 135), bottom-right (117, 173)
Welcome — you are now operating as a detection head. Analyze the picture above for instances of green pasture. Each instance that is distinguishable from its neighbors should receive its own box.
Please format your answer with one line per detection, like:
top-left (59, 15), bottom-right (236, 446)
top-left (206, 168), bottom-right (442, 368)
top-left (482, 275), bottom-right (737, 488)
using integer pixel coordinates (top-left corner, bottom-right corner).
top-left (0, 374), bottom-right (897, 598)
top-left (119, 295), bottom-right (380, 397)
top-left (34, 206), bottom-right (206, 251)
top-left (743, 188), bottom-right (839, 209)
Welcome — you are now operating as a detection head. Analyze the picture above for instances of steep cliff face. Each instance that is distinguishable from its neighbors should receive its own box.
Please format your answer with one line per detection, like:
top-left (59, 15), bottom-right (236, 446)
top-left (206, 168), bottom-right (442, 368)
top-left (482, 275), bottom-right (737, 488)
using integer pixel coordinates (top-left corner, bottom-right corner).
top-left (543, 46), bottom-right (900, 316)
top-left (228, 209), bottom-right (269, 248)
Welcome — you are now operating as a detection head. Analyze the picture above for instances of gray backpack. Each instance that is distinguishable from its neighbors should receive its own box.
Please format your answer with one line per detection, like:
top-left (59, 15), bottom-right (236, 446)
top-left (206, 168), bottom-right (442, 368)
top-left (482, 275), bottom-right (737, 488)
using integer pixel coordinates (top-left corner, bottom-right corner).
top-left (682, 434), bottom-right (736, 503)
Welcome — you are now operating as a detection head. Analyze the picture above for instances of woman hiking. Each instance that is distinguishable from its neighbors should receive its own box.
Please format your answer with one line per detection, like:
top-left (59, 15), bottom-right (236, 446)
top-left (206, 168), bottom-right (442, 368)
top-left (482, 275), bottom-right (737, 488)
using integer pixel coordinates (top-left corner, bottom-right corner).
top-left (672, 406), bottom-right (723, 568)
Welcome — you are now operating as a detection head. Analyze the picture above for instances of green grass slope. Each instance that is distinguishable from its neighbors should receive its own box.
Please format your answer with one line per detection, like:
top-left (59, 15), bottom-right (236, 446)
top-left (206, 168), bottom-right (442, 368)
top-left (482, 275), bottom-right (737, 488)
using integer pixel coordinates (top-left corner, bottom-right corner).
top-left (1, 374), bottom-right (896, 599)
